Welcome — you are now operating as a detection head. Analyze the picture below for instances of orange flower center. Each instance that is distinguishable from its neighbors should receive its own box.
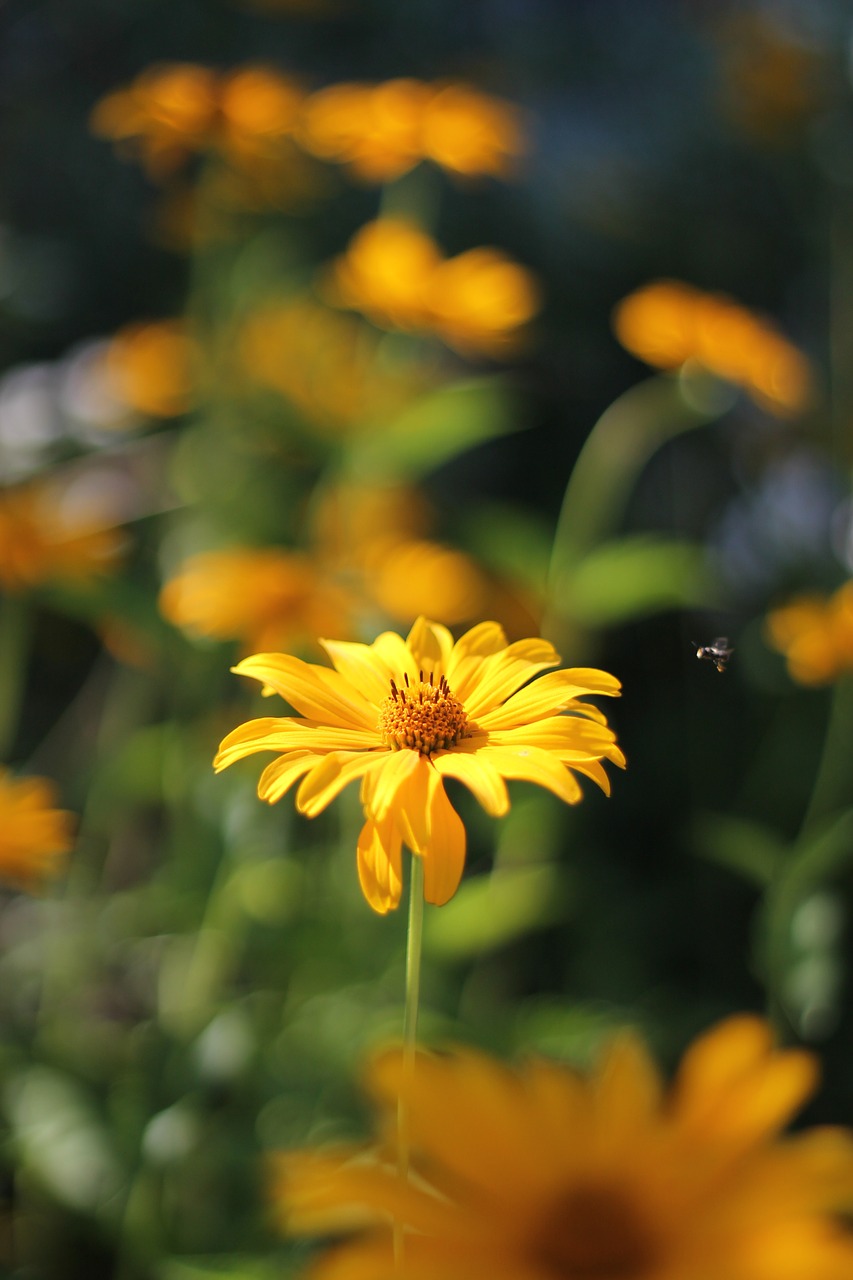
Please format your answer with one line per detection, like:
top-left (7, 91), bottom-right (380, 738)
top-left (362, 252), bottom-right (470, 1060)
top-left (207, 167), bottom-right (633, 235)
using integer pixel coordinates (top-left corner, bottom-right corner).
top-left (531, 1182), bottom-right (659, 1279)
top-left (378, 671), bottom-right (469, 755)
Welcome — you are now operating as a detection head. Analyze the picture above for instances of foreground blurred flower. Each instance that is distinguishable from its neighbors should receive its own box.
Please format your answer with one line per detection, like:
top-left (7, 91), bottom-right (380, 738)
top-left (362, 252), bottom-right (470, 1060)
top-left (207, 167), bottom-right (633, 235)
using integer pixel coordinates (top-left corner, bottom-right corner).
top-left (159, 547), bottom-right (355, 654)
top-left (613, 280), bottom-right (812, 416)
top-left (297, 78), bottom-right (525, 183)
top-left (0, 482), bottom-right (125, 591)
top-left (215, 618), bottom-right (622, 912)
top-left (272, 1015), bottom-right (853, 1279)
top-left (327, 219), bottom-right (540, 357)
top-left (0, 769), bottom-right (74, 889)
top-left (98, 319), bottom-right (199, 419)
top-left (766, 581), bottom-right (853, 685)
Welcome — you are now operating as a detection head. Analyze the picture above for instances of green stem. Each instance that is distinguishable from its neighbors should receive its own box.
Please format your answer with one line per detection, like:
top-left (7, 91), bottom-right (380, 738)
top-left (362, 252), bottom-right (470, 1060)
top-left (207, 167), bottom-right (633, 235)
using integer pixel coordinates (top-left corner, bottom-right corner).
top-left (541, 369), bottom-right (730, 648)
top-left (0, 595), bottom-right (30, 760)
top-left (799, 677), bottom-right (853, 837)
top-left (394, 852), bottom-right (424, 1267)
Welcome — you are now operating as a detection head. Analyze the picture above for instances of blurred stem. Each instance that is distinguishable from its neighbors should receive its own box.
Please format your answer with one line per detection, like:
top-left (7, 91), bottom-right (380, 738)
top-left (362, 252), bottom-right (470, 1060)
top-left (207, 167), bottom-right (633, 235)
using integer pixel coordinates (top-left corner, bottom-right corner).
top-left (0, 595), bottom-right (30, 760)
top-left (394, 852), bottom-right (424, 1267)
top-left (541, 369), bottom-right (730, 650)
top-left (800, 677), bottom-right (853, 836)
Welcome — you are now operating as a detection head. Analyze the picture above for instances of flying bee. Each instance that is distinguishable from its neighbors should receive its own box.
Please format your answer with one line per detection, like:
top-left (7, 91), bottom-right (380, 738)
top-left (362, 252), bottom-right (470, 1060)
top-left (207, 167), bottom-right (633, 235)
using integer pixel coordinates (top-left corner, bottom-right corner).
top-left (692, 636), bottom-right (733, 673)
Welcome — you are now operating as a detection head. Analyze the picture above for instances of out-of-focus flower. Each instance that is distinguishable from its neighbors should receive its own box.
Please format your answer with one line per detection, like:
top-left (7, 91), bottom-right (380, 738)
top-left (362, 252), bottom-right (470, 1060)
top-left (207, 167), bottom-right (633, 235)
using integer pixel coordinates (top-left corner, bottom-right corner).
top-left (713, 13), bottom-right (829, 144)
top-left (311, 482), bottom-right (540, 637)
top-left (91, 63), bottom-right (308, 189)
top-left (327, 219), bottom-right (539, 357)
top-left (766, 581), bottom-right (853, 685)
top-left (90, 63), bottom-right (220, 180)
top-left (272, 1015), bottom-right (853, 1280)
top-left (98, 320), bottom-right (198, 419)
top-left (0, 769), bottom-right (73, 889)
top-left (0, 481), bottom-right (125, 591)
top-left (215, 617), bottom-right (622, 913)
top-left (159, 547), bottom-right (355, 654)
top-left (239, 298), bottom-right (428, 431)
top-left (613, 281), bottom-right (813, 417)
top-left (424, 247), bottom-right (541, 358)
top-left (297, 78), bottom-right (525, 182)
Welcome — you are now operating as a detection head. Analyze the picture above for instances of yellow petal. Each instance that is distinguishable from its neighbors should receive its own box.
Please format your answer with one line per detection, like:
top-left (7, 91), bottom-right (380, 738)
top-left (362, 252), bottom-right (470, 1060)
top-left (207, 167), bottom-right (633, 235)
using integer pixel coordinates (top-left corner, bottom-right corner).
top-left (320, 637), bottom-right (398, 705)
top-left (419, 782), bottom-right (466, 906)
top-left (477, 744), bottom-right (583, 805)
top-left (356, 816), bottom-right (403, 913)
top-left (476, 668), bottom-right (621, 730)
top-left (593, 1033), bottom-right (663, 1142)
top-left (214, 716), bottom-right (297, 770)
top-left (458, 639), bottom-right (562, 717)
top-left (432, 745), bottom-right (510, 816)
top-left (232, 653), bottom-right (376, 729)
top-left (296, 751), bottom-right (389, 817)
top-left (364, 748), bottom-right (423, 823)
top-left (406, 616), bottom-right (455, 672)
top-left (256, 751), bottom-right (322, 803)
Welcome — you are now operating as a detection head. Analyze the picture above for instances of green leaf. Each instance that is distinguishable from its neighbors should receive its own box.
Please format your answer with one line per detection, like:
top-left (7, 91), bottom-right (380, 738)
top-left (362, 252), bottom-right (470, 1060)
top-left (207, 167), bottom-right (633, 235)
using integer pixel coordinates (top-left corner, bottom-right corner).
top-left (558, 534), bottom-right (718, 626)
top-left (351, 377), bottom-right (521, 478)
top-left (692, 812), bottom-right (788, 888)
top-left (424, 863), bottom-right (569, 960)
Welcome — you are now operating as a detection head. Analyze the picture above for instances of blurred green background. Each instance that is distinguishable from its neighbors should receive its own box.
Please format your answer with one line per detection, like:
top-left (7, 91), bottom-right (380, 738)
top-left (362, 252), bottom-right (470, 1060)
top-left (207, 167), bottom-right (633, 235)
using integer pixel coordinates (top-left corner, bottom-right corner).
top-left (2, 0), bottom-right (853, 1276)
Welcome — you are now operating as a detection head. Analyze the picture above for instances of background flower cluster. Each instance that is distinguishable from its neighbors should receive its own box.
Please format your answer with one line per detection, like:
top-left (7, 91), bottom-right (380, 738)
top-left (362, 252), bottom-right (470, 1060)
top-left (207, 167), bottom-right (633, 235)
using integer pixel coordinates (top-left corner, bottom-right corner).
top-left (2, 0), bottom-right (853, 1275)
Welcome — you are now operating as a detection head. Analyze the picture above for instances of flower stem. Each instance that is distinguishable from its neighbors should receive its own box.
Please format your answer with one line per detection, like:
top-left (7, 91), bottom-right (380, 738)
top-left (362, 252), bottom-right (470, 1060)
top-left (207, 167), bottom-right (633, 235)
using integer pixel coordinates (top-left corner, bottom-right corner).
top-left (394, 851), bottom-right (424, 1268)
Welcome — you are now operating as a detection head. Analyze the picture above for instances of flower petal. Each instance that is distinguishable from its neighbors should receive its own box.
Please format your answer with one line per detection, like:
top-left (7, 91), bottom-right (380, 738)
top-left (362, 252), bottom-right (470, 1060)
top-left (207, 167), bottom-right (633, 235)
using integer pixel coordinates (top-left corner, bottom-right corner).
top-left (232, 653), bottom-right (376, 728)
top-left (476, 668), bottom-right (621, 730)
top-left (256, 751), bottom-right (322, 803)
top-left (319, 637), bottom-right (399, 706)
top-left (432, 745), bottom-right (510, 816)
top-left (477, 744), bottom-right (583, 805)
top-left (357, 816), bottom-right (403, 914)
top-left (419, 782), bottom-right (466, 906)
top-left (296, 751), bottom-right (389, 817)
top-left (406, 616), bottom-right (455, 673)
top-left (457, 639), bottom-right (562, 717)
top-left (363, 748), bottom-right (423, 823)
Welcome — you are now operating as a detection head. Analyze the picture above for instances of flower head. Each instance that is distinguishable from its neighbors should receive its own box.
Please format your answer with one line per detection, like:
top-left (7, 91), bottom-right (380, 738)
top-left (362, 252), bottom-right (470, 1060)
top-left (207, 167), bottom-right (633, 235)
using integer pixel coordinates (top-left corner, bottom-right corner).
top-left (159, 546), bottom-right (355, 654)
top-left (272, 1015), bottom-right (853, 1279)
top-left (214, 618), bottom-right (623, 913)
top-left (0, 481), bottom-right (125, 591)
top-left (613, 280), bottom-right (812, 416)
top-left (765, 581), bottom-right (853, 685)
top-left (0, 769), bottom-right (74, 889)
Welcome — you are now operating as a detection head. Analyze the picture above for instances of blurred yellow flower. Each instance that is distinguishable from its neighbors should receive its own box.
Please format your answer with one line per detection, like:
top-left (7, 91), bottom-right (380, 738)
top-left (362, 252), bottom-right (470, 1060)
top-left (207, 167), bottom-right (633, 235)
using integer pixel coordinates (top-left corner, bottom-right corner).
top-left (215, 618), bottom-right (622, 913)
top-left (0, 482), bottom-right (124, 591)
top-left (613, 280), bottom-right (813, 416)
top-left (239, 298), bottom-right (427, 430)
top-left (766, 581), bottom-right (853, 685)
top-left (297, 78), bottom-right (525, 182)
top-left (91, 63), bottom-right (307, 186)
top-left (714, 13), bottom-right (828, 144)
top-left (273, 1015), bottom-right (853, 1280)
top-left (327, 219), bottom-right (540, 356)
top-left (90, 63), bottom-right (220, 180)
top-left (99, 319), bottom-right (198, 419)
top-left (159, 547), bottom-right (355, 654)
top-left (0, 769), bottom-right (73, 889)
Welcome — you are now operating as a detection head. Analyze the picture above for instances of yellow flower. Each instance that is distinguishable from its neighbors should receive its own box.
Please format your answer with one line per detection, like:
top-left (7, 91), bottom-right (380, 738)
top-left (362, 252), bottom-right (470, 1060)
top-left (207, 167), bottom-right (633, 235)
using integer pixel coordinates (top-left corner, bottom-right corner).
top-left (0, 769), bottom-right (74, 889)
top-left (327, 219), bottom-right (540, 357)
top-left (214, 618), bottom-right (623, 913)
top-left (159, 547), bottom-right (355, 654)
top-left (613, 280), bottom-right (813, 416)
top-left (296, 78), bottom-right (526, 182)
top-left (0, 482), bottom-right (125, 591)
top-left (239, 297), bottom-right (428, 430)
top-left (766, 581), bottom-right (853, 685)
top-left (99, 319), bottom-right (198, 419)
top-left (272, 1015), bottom-right (853, 1280)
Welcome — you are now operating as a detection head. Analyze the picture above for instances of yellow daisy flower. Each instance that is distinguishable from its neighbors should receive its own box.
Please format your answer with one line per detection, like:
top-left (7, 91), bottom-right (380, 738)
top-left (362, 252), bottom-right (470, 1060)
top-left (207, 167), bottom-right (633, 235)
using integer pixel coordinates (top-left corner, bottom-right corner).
top-left (272, 1015), bottom-right (853, 1280)
top-left (765, 581), bottom-right (853, 686)
top-left (214, 618), bottom-right (623, 913)
top-left (0, 768), bottom-right (74, 889)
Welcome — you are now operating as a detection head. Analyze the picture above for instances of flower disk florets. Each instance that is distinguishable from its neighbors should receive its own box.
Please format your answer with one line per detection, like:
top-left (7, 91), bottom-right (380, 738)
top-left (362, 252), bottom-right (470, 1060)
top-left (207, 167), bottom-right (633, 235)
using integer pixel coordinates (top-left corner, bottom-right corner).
top-left (378, 671), bottom-right (470, 756)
